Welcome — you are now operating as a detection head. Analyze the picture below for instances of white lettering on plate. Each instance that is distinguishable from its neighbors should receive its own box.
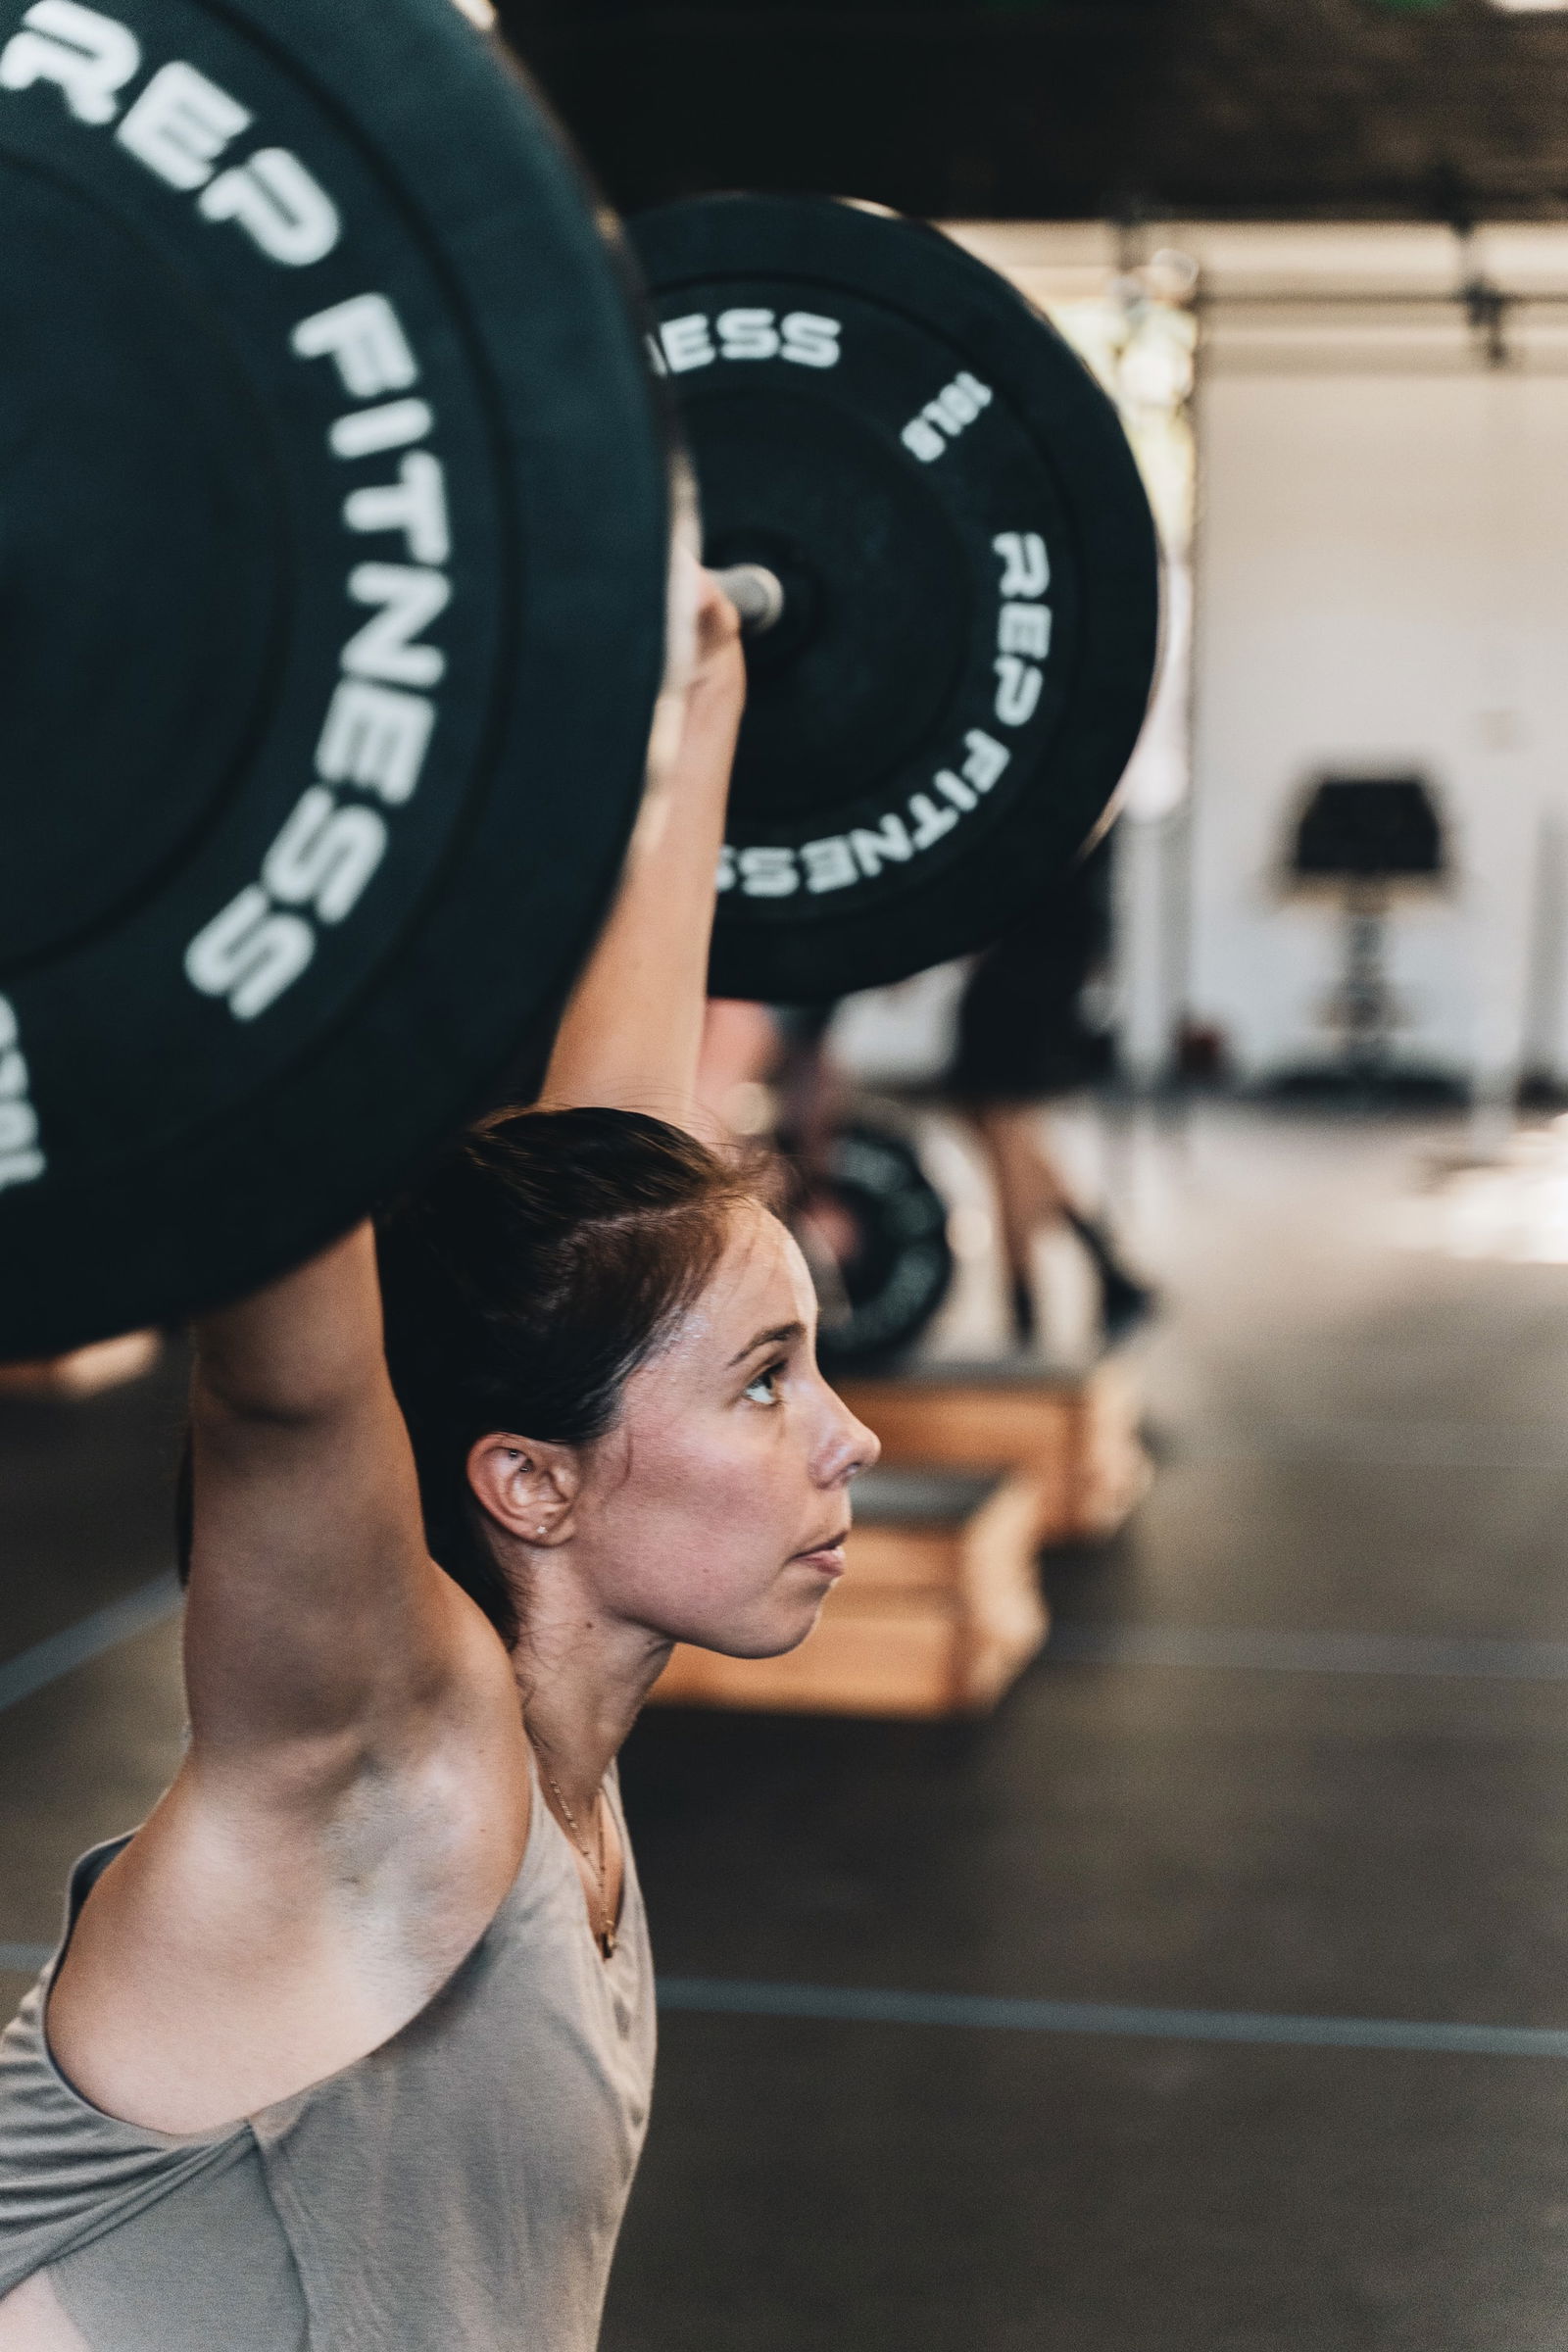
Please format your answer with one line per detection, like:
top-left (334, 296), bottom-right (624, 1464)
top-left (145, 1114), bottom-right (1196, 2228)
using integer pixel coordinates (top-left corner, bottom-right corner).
top-left (0, 996), bottom-right (46, 1194)
top-left (718, 522), bottom-right (1053, 906)
top-left (989, 532), bottom-right (1050, 731)
top-left (186, 296), bottom-right (451, 1020)
top-left (727, 727), bottom-right (1014, 905)
top-left (0, 5), bottom-right (439, 1027)
top-left (657, 308), bottom-right (843, 375)
top-left (0, 4), bottom-right (340, 263)
top-left (901, 370), bottom-right (993, 464)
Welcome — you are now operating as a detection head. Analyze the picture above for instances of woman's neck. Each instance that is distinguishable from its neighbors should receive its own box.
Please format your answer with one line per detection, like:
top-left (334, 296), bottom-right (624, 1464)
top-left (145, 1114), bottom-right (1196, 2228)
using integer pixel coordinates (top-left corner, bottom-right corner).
top-left (511, 1579), bottom-right (673, 1816)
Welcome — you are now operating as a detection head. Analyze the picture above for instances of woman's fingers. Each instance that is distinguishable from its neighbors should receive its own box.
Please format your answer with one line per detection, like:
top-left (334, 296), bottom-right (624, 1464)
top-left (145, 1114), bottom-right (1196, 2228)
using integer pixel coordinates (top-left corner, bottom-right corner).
top-left (686, 569), bottom-right (748, 715)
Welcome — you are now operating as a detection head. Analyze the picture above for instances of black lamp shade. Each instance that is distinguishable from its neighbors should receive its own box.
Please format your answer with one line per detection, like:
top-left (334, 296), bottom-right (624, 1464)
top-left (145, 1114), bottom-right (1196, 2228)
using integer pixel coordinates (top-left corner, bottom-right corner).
top-left (1291, 776), bottom-right (1445, 881)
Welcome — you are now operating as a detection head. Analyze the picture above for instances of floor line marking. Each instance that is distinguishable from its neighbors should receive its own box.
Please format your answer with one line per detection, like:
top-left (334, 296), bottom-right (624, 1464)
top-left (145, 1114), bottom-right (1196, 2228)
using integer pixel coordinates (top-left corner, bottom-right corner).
top-left (0, 1575), bottom-right (181, 1717)
top-left (1046, 1624), bottom-right (1568, 1680)
top-left (2, 1577), bottom-right (1564, 1709)
top-left (1155, 1419), bottom-right (1568, 1473)
top-left (1178, 1446), bottom-right (1568, 1474)
top-left (656, 1978), bottom-right (1568, 2056)
top-left (0, 1953), bottom-right (1556, 2053)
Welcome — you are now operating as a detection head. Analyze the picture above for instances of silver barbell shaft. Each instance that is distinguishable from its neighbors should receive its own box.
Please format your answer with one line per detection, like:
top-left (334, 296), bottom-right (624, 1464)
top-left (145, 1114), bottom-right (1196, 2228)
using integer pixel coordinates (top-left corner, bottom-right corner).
top-left (712, 562), bottom-right (786, 637)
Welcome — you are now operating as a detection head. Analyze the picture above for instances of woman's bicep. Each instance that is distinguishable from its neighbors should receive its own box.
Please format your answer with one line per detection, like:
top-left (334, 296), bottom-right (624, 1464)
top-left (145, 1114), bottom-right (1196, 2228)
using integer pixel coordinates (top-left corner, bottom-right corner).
top-left (183, 1289), bottom-right (456, 1749)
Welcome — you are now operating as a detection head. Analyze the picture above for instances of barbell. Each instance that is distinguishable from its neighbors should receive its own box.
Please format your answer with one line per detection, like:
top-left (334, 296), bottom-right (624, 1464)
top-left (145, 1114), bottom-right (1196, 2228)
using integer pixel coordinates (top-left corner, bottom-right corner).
top-left (0, 0), bottom-right (1158, 1361)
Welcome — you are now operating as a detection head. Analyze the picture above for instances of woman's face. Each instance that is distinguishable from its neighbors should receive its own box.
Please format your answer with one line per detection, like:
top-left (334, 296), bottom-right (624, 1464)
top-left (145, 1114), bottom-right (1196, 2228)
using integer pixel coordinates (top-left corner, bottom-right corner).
top-left (572, 1201), bottom-right (880, 1657)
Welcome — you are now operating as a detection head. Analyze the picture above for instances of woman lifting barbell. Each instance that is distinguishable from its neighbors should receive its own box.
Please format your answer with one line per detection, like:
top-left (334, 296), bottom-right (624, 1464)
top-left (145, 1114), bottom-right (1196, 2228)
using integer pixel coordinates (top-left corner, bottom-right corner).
top-left (0, 567), bottom-right (878, 2350)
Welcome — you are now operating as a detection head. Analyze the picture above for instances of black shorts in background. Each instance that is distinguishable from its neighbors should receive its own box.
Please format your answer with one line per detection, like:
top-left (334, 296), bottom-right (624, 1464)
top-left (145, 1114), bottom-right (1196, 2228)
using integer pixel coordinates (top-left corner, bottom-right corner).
top-left (946, 838), bottom-right (1114, 1103)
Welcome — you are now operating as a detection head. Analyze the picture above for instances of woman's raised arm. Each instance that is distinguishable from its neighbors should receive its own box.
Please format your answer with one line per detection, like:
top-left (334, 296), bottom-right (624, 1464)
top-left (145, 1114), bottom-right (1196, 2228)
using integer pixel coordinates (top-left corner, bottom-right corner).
top-left (180, 1228), bottom-right (478, 1763)
top-left (540, 564), bottom-right (745, 1129)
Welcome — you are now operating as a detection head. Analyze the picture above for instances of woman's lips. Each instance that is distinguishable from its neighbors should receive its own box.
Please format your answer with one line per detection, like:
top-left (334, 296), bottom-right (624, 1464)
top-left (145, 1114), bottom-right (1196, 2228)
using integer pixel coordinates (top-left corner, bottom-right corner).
top-left (793, 1532), bottom-right (850, 1579)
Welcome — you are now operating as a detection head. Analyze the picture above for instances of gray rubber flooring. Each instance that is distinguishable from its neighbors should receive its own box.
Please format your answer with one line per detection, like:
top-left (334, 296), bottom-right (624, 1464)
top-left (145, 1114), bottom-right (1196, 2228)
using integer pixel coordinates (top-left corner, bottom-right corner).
top-left (4, 1103), bottom-right (1568, 2347)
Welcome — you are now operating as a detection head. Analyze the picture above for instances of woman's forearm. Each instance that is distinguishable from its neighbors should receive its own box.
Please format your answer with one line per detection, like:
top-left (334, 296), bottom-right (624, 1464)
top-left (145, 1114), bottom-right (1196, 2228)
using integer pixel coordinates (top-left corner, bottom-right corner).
top-left (192, 1225), bottom-right (387, 1428)
top-left (541, 575), bottom-right (745, 1127)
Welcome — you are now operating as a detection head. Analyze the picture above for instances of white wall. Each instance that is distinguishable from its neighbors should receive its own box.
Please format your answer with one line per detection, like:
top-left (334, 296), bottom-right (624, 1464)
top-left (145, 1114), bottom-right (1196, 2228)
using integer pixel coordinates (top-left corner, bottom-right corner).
top-left (1186, 233), bottom-right (1568, 1093)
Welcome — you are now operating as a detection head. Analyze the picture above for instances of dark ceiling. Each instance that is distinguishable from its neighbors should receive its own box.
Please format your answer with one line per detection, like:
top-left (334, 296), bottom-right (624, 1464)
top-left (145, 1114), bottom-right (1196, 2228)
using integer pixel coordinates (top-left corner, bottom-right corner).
top-left (495, 0), bottom-right (1568, 222)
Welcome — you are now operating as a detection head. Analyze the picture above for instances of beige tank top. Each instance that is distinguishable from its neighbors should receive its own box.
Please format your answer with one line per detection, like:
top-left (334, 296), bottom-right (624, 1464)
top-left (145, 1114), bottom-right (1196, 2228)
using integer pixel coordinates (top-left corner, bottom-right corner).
top-left (0, 1756), bottom-right (655, 2350)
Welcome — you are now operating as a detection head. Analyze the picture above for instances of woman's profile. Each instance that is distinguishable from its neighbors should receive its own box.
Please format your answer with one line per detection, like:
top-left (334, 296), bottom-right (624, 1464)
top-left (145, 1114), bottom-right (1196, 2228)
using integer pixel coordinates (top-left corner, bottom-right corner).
top-left (0, 567), bottom-right (878, 2350)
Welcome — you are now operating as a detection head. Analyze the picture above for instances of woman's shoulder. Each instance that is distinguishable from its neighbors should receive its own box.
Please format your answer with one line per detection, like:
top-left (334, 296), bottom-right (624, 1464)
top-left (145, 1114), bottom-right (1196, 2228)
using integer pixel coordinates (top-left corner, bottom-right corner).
top-left (45, 1607), bottom-right (532, 2142)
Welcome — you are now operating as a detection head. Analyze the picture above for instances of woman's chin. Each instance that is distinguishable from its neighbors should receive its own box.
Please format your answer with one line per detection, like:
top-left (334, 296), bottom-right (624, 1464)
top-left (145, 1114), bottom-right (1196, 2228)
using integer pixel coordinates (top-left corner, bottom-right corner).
top-left (680, 1589), bottom-right (833, 1662)
top-left (644, 1551), bottom-right (846, 1660)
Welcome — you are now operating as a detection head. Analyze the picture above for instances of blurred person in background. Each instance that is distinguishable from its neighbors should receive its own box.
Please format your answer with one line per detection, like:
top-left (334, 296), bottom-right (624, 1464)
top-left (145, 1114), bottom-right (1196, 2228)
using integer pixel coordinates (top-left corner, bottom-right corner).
top-left (697, 839), bottom-right (1153, 1357)
top-left (946, 838), bottom-right (1154, 1349)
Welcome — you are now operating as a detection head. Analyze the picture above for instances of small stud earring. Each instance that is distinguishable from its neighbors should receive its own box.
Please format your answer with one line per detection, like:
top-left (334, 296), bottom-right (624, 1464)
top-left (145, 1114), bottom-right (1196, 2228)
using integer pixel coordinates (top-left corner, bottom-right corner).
top-left (535, 1524), bottom-right (548, 1538)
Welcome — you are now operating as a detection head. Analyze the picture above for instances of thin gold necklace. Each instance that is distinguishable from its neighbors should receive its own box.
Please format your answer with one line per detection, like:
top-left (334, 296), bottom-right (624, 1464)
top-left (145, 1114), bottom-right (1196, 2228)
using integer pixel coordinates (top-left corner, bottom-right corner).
top-left (536, 1748), bottom-right (616, 1958)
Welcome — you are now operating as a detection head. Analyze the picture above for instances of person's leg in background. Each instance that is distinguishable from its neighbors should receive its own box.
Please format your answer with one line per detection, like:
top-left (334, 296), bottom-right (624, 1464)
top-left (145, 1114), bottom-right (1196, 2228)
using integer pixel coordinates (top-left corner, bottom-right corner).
top-left (970, 1099), bottom-right (1153, 1347)
top-left (947, 843), bottom-right (1155, 1350)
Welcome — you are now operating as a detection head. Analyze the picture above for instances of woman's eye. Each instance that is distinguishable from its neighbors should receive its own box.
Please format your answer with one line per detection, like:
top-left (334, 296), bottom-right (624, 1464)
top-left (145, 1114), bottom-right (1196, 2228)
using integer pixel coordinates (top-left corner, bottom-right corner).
top-left (744, 1361), bottom-right (785, 1405)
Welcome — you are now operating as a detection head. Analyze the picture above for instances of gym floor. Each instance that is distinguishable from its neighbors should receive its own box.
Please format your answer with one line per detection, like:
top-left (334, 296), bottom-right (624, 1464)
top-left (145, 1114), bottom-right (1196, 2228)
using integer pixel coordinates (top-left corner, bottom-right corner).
top-left (6, 1102), bottom-right (1568, 2350)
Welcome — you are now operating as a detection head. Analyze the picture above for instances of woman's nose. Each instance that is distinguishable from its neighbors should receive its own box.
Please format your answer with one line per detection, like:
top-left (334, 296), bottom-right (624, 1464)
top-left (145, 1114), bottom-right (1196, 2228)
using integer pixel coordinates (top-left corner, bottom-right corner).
top-left (826, 1400), bottom-right (880, 1485)
top-left (851, 1413), bottom-right (882, 1476)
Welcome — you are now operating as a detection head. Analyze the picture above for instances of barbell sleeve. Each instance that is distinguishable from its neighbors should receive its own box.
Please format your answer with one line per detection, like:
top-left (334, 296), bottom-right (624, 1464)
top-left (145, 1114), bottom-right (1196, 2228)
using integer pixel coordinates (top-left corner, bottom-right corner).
top-left (712, 562), bottom-right (786, 637)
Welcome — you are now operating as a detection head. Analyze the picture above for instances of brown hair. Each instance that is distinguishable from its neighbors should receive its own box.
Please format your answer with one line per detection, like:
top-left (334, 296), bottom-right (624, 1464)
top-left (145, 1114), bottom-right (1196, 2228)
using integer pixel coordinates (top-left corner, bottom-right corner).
top-left (374, 1105), bottom-right (762, 1647)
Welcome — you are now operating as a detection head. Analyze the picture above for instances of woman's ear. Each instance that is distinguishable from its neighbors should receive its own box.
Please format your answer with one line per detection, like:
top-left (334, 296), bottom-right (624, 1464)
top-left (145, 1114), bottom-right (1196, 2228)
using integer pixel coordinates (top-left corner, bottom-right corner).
top-left (466, 1435), bottom-right (581, 1545)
